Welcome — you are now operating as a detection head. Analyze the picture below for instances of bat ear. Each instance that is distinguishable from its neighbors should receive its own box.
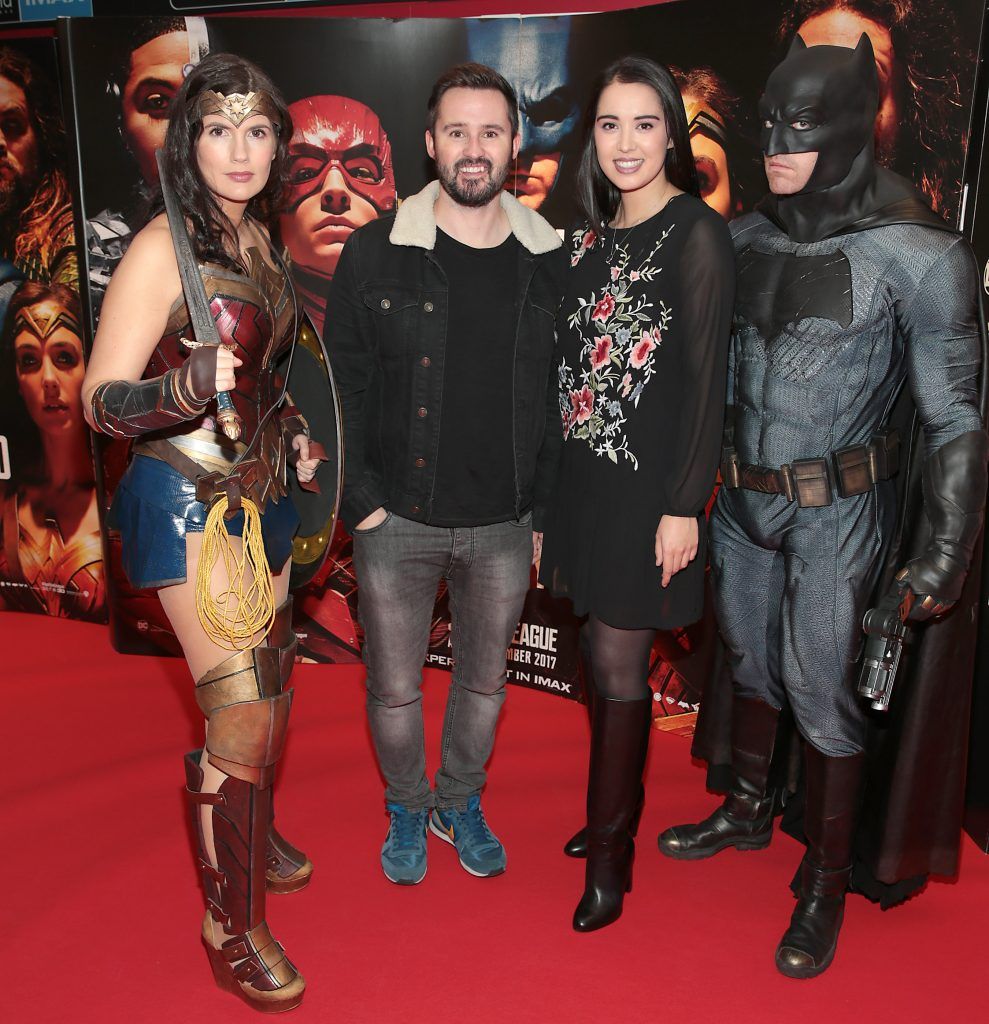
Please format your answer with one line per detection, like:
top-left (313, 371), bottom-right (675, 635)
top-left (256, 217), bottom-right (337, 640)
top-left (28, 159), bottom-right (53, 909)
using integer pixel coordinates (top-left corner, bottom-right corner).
top-left (787, 33), bottom-right (808, 58)
top-left (851, 31), bottom-right (876, 68)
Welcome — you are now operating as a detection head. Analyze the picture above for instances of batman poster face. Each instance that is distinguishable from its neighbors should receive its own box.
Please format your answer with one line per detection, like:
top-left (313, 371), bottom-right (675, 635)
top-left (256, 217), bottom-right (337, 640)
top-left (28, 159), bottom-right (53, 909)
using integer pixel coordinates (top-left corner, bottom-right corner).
top-left (759, 34), bottom-right (878, 192)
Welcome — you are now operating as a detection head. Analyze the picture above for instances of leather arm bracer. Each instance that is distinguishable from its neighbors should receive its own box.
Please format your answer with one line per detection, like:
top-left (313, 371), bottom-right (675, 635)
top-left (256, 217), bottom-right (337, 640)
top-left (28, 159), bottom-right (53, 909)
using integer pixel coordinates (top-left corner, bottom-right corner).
top-left (279, 393), bottom-right (309, 451)
top-left (896, 428), bottom-right (989, 620)
top-left (90, 346), bottom-right (218, 439)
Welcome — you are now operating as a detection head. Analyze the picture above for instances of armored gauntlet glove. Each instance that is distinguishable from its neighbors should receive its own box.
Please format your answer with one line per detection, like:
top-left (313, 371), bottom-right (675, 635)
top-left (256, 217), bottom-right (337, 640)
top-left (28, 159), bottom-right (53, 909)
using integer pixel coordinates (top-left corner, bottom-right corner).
top-left (90, 345), bottom-right (219, 438)
top-left (895, 429), bottom-right (989, 621)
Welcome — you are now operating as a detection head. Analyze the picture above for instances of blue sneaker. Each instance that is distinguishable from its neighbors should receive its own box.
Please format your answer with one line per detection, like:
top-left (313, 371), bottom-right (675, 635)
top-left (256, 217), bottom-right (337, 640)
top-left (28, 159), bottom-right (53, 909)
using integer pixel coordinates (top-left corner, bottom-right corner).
top-left (381, 803), bottom-right (429, 885)
top-left (429, 795), bottom-right (506, 877)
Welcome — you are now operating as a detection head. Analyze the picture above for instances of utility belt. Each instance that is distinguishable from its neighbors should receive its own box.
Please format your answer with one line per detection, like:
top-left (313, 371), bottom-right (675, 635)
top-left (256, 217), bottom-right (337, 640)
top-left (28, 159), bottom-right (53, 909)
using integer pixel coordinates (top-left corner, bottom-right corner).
top-left (134, 422), bottom-right (287, 517)
top-left (720, 429), bottom-right (899, 508)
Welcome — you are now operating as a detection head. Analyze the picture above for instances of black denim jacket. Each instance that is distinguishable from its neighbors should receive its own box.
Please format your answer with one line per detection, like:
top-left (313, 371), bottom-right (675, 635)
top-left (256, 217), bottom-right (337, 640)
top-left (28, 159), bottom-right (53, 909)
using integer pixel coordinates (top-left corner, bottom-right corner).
top-left (326, 181), bottom-right (568, 532)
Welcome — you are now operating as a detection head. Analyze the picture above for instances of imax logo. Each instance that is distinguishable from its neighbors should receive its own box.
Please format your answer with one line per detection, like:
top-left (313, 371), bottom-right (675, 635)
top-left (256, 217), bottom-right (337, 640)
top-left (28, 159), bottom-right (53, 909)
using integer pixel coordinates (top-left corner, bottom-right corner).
top-left (20, 0), bottom-right (95, 23)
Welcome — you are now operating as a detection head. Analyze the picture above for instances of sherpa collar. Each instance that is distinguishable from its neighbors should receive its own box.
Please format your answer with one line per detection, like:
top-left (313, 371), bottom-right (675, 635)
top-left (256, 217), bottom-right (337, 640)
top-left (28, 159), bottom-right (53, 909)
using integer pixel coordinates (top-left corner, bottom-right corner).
top-left (389, 179), bottom-right (562, 255)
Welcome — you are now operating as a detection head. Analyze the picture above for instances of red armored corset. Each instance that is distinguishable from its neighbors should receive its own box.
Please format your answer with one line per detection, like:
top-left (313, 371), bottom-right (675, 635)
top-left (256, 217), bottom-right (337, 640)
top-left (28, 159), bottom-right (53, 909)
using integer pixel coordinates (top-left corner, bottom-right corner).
top-left (135, 248), bottom-right (298, 509)
top-left (148, 250), bottom-right (295, 441)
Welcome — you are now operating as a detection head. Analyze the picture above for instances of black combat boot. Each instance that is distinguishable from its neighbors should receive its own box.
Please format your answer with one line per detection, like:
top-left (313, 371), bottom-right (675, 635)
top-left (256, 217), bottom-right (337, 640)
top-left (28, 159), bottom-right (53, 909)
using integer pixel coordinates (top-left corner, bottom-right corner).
top-left (658, 695), bottom-right (778, 859)
top-left (775, 745), bottom-right (865, 979)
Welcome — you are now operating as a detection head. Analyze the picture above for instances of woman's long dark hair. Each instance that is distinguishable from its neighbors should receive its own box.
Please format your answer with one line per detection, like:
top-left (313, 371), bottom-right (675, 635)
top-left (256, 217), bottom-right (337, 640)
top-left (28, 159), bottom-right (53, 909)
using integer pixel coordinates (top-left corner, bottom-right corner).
top-left (577, 55), bottom-right (699, 229)
top-left (150, 52), bottom-right (293, 270)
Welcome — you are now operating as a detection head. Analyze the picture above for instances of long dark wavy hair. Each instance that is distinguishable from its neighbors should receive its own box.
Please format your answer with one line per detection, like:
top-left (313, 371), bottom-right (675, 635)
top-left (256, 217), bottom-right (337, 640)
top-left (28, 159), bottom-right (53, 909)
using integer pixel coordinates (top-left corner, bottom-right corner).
top-left (149, 53), bottom-right (293, 270)
top-left (577, 56), bottom-right (699, 230)
top-left (777, 0), bottom-right (969, 222)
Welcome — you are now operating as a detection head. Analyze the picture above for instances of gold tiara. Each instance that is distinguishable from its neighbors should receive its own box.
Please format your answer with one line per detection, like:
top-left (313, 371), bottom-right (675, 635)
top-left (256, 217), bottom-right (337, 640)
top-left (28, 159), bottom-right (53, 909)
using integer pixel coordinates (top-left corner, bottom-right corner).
top-left (15, 305), bottom-right (81, 341)
top-left (685, 101), bottom-right (728, 145)
top-left (195, 89), bottom-right (280, 128)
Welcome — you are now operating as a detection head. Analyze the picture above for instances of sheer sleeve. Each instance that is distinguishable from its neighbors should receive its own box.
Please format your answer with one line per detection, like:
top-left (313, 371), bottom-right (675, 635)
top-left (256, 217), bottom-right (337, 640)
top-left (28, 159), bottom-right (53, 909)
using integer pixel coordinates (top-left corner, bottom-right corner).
top-left (664, 209), bottom-right (735, 517)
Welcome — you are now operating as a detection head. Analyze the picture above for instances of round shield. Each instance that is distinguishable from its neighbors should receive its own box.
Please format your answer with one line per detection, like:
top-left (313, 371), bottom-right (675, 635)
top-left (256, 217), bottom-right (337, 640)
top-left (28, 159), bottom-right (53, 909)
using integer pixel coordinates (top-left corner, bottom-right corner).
top-left (281, 312), bottom-right (343, 590)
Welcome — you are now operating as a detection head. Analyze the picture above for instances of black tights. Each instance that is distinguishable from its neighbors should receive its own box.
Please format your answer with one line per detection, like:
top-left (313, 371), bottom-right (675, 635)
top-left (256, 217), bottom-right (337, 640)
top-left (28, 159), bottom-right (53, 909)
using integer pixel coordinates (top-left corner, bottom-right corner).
top-left (582, 615), bottom-right (655, 702)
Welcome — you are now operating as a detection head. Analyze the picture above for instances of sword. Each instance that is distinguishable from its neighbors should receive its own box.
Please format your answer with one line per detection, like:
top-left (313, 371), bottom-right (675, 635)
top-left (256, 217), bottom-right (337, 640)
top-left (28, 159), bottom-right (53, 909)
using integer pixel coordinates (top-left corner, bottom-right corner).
top-left (155, 149), bottom-right (243, 441)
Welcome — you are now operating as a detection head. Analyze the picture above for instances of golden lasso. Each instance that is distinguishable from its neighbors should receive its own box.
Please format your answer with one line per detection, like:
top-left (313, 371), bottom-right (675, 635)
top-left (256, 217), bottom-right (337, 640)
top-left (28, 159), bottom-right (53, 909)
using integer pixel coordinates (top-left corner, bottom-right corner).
top-left (195, 494), bottom-right (275, 649)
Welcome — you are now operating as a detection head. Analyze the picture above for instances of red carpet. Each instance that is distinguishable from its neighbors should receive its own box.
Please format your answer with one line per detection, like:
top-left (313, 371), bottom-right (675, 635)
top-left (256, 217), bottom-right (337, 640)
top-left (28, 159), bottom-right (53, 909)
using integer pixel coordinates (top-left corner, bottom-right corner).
top-left (5, 612), bottom-right (987, 1023)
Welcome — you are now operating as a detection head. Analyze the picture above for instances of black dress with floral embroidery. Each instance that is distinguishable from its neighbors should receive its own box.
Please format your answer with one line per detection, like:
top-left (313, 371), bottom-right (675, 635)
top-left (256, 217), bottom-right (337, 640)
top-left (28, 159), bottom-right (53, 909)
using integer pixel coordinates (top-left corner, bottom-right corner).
top-left (539, 194), bottom-right (734, 629)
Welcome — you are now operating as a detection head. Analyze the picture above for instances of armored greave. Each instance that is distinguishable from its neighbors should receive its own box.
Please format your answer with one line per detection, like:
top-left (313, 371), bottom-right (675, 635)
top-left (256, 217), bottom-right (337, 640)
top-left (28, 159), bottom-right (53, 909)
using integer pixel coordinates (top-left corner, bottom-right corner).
top-left (776, 745), bottom-right (865, 979)
top-left (264, 597), bottom-right (314, 895)
top-left (184, 647), bottom-right (305, 1011)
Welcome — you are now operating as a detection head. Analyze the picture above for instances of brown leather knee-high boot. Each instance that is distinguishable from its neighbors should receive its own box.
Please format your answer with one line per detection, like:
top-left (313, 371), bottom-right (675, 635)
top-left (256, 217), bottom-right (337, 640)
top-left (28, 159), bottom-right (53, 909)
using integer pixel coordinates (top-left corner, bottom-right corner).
top-left (185, 647), bottom-right (305, 1012)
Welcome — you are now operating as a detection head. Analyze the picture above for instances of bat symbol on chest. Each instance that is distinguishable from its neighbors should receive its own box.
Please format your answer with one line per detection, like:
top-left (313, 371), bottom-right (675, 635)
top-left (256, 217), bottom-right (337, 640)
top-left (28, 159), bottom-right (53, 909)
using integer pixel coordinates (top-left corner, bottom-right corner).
top-left (735, 246), bottom-right (853, 345)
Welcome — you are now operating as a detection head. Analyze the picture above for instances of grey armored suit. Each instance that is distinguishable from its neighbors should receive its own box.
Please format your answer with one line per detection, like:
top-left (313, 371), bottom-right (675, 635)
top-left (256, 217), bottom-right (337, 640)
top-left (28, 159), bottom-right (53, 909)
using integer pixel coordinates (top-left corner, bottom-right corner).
top-left (711, 213), bottom-right (983, 756)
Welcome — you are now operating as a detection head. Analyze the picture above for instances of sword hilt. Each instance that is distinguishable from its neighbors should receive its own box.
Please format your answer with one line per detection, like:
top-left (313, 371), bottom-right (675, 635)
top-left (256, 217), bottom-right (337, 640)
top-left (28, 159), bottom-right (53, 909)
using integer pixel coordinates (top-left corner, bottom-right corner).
top-left (215, 391), bottom-right (243, 441)
top-left (181, 336), bottom-right (243, 441)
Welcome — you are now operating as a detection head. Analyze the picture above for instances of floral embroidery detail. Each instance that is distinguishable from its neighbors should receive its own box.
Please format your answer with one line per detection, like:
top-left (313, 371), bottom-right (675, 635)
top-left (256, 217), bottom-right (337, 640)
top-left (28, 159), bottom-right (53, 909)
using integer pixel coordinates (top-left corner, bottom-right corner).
top-left (591, 293), bottom-right (616, 322)
top-left (570, 227), bottom-right (597, 267)
top-left (571, 385), bottom-right (595, 424)
top-left (630, 327), bottom-right (662, 368)
top-left (590, 334), bottom-right (612, 370)
top-left (559, 223), bottom-right (675, 469)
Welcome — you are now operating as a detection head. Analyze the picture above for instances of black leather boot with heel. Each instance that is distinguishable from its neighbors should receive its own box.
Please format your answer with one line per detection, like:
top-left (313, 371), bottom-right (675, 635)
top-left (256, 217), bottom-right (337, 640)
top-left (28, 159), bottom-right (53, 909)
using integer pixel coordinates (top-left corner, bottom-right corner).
top-left (573, 694), bottom-right (652, 932)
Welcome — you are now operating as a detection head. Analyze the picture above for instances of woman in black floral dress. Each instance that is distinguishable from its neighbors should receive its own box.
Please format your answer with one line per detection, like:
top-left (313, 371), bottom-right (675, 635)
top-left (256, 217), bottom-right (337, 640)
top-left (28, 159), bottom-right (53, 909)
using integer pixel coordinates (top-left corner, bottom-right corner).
top-left (539, 55), bottom-right (734, 932)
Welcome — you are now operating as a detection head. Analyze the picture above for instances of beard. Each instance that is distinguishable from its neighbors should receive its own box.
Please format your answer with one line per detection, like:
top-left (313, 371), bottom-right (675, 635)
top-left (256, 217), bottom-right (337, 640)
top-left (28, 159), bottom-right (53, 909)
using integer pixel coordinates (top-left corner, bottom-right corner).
top-left (437, 156), bottom-right (509, 208)
top-left (0, 164), bottom-right (32, 223)
top-left (0, 176), bottom-right (19, 217)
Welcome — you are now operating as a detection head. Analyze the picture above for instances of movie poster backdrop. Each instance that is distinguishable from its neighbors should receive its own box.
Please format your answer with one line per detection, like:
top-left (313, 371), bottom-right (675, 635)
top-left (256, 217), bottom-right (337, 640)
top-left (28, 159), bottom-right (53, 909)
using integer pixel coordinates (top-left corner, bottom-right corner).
top-left (0, 29), bottom-right (103, 624)
top-left (59, 1), bottom-right (985, 714)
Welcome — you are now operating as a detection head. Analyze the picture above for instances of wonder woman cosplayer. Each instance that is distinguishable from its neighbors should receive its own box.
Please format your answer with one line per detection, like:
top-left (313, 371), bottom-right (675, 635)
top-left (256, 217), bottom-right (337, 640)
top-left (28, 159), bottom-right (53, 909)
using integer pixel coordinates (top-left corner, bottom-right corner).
top-left (83, 54), bottom-right (323, 1012)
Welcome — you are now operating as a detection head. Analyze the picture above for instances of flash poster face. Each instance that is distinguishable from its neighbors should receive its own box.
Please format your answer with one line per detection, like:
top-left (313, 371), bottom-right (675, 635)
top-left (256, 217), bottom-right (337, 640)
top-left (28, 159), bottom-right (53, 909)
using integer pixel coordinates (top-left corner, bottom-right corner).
top-left (62, 1), bottom-right (984, 708)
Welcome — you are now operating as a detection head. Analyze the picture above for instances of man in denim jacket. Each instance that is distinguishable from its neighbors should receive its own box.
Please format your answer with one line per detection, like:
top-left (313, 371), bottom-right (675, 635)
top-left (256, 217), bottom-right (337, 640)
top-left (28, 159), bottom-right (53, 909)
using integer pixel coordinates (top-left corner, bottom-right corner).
top-left (326, 63), bottom-right (566, 884)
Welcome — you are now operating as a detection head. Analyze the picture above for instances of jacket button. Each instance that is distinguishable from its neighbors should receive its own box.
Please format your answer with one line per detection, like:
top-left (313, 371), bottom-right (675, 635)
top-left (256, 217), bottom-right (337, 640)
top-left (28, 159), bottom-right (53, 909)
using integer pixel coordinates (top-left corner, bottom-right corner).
top-left (423, 301), bottom-right (434, 313)
top-left (380, 298), bottom-right (391, 310)
top-left (410, 505), bottom-right (421, 514)
top-left (417, 407), bottom-right (428, 418)
top-left (420, 356), bottom-right (431, 368)
top-left (414, 457), bottom-right (426, 468)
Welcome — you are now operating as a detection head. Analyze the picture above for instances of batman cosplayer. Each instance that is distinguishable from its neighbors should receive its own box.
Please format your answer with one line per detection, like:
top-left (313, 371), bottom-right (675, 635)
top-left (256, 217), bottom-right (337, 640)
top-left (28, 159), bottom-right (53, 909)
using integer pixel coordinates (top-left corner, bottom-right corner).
top-left (658, 36), bottom-right (988, 979)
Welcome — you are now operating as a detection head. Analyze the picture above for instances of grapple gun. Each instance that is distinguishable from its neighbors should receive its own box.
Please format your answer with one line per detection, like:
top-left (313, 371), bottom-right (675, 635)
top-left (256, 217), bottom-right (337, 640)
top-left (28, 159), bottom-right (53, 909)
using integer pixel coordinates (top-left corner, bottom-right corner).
top-left (857, 590), bottom-right (914, 712)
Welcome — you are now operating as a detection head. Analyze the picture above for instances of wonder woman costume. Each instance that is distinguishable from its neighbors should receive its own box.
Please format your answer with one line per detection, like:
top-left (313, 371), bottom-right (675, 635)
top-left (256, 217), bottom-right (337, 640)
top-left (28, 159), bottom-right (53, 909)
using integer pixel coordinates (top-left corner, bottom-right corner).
top-left (89, 88), bottom-right (319, 1013)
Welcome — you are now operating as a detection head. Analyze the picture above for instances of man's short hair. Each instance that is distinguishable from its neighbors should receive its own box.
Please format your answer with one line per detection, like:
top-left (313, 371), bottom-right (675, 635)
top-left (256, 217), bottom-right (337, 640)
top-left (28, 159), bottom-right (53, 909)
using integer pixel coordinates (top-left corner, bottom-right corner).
top-left (426, 62), bottom-right (519, 138)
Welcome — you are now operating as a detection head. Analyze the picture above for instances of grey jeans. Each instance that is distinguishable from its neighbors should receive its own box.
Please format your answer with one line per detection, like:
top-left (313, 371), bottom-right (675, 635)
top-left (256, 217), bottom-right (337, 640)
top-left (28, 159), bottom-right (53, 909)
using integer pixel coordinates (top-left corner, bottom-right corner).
top-left (352, 511), bottom-right (533, 809)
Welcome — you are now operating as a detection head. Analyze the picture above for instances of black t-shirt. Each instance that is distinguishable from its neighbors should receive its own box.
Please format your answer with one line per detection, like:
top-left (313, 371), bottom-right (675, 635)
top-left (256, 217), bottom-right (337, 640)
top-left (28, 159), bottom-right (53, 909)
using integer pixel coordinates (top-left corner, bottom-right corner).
top-left (430, 228), bottom-right (521, 526)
